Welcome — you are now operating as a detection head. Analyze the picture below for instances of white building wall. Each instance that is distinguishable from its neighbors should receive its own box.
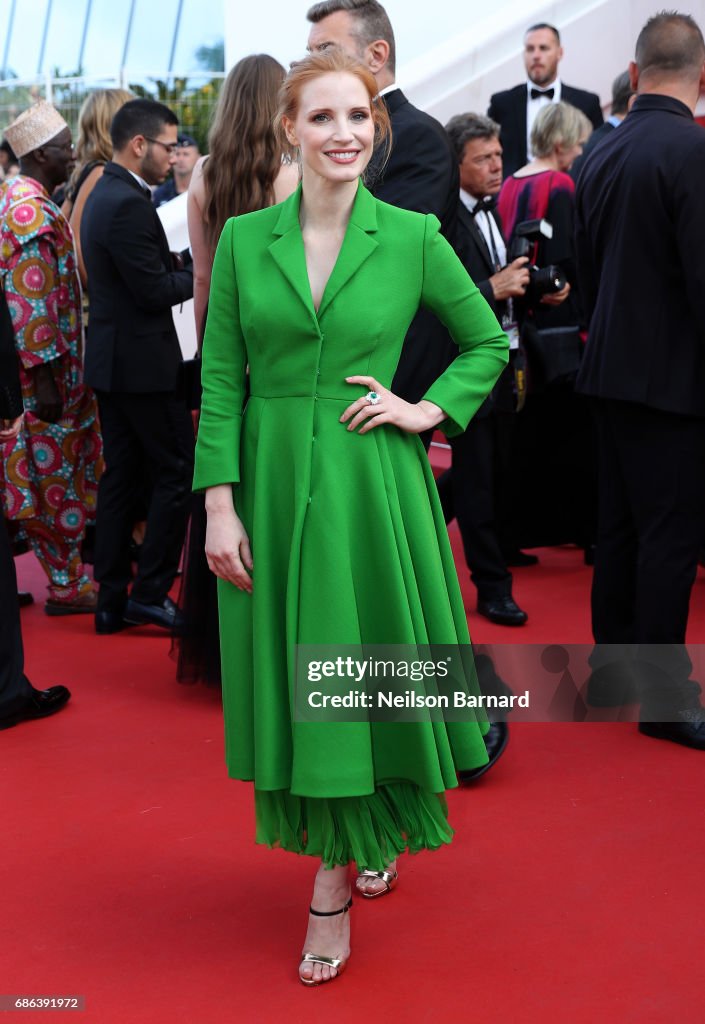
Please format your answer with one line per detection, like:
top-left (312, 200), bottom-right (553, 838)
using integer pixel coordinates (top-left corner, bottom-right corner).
top-left (225, 0), bottom-right (705, 120)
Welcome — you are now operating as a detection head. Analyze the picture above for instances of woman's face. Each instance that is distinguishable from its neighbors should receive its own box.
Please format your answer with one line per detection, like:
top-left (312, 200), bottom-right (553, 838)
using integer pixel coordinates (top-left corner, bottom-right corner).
top-left (556, 137), bottom-right (586, 172)
top-left (283, 71), bottom-right (375, 184)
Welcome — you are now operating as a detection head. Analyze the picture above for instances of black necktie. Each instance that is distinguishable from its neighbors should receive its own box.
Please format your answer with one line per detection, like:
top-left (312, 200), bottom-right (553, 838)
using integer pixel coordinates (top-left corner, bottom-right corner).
top-left (530, 87), bottom-right (555, 100)
top-left (471, 197), bottom-right (496, 218)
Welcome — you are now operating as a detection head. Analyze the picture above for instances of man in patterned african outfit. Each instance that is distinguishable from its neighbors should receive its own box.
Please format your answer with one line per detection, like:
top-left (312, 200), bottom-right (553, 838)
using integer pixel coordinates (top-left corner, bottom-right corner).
top-left (1, 102), bottom-right (102, 615)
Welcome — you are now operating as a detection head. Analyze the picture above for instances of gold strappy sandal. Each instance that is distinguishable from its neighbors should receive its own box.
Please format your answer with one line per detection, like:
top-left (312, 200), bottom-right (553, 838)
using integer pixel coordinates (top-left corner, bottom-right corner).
top-left (299, 896), bottom-right (352, 987)
top-left (355, 867), bottom-right (399, 899)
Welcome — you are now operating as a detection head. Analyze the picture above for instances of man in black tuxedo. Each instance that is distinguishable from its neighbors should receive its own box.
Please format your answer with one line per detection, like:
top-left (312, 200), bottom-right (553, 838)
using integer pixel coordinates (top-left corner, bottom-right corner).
top-left (82, 100), bottom-right (194, 635)
top-left (570, 70), bottom-right (634, 180)
top-left (575, 12), bottom-right (705, 749)
top-left (306, 0), bottom-right (459, 403)
top-left (436, 112), bottom-right (530, 628)
top-left (488, 22), bottom-right (603, 177)
top-left (1, 290), bottom-right (71, 729)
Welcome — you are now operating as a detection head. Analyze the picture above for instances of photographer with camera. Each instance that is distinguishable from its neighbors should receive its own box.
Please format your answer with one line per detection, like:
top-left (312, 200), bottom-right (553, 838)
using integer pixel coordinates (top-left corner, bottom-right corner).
top-left (435, 113), bottom-right (531, 629)
top-left (496, 100), bottom-right (595, 553)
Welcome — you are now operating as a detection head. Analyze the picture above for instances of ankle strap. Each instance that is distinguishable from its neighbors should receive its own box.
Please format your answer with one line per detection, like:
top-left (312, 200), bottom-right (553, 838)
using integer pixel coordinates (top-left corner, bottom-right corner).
top-left (309, 896), bottom-right (352, 917)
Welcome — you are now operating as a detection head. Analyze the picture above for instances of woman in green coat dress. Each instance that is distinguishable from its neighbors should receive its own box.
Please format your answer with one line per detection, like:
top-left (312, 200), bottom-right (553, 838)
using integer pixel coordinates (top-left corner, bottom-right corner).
top-left (193, 49), bottom-right (509, 985)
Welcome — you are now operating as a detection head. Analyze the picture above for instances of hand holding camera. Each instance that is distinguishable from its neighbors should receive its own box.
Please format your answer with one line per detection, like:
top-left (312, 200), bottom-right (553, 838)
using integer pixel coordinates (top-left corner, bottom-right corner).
top-left (508, 219), bottom-right (568, 303)
top-left (490, 256), bottom-right (531, 300)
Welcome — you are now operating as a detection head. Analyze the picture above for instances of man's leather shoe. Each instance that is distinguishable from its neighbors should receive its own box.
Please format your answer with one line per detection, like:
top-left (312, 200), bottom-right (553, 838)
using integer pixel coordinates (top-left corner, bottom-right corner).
top-left (95, 610), bottom-right (128, 635)
top-left (0, 685), bottom-right (71, 730)
top-left (503, 549), bottom-right (539, 567)
top-left (17, 591), bottom-right (34, 607)
top-left (124, 596), bottom-right (185, 633)
top-left (638, 709), bottom-right (705, 750)
top-left (458, 721), bottom-right (509, 782)
top-left (477, 596), bottom-right (528, 626)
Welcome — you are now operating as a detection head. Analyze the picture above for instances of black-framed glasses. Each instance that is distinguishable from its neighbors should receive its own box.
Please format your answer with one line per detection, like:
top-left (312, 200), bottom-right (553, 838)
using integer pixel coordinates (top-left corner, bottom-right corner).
top-left (143, 136), bottom-right (178, 155)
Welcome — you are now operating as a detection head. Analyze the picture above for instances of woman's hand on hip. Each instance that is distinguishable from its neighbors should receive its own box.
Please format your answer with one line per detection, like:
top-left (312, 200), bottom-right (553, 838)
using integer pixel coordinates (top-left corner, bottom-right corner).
top-left (341, 376), bottom-right (444, 435)
top-left (205, 504), bottom-right (253, 593)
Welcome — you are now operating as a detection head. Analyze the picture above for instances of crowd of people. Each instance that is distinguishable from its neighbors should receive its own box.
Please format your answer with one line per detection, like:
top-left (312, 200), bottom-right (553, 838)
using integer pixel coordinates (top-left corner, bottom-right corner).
top-left (2, 0), bottom-right (705, 988)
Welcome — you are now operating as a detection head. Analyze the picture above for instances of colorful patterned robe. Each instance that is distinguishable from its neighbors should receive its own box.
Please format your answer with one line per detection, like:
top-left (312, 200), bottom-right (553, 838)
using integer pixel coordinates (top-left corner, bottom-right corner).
top-left (0, 174), bottom-right (102, 545)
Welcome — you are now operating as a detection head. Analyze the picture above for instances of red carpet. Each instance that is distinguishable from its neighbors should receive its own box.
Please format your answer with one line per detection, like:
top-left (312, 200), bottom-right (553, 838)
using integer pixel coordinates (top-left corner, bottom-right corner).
top-left (4, 536), bottom-right (705, 1023)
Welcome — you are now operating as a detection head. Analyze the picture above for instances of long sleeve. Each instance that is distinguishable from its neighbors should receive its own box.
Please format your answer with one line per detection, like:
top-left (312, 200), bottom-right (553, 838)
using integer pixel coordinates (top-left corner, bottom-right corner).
top-left (419, 215), bottom-right (509, 435)
top-left (1, 202), bottom-right (67, 369)
top-left (192, 218), bottom-right (247, 490)
top-left (107, 194), bottom-right (193, 312)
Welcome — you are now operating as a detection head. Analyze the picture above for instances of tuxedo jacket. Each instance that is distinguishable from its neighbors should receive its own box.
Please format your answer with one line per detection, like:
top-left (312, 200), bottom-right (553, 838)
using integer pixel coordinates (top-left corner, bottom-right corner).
top-left (81, 162), bottom-right (193, 393)
top-left (0, 289), bottom-right (22, 420)
top-left (575, 94), bottom-right (705, 416)
top-left (488, 83), bottom-right (604, 177)
top-left (368, 88), bottom-right (461, 403)
top-left (451, 201), bottom-right (509, 418)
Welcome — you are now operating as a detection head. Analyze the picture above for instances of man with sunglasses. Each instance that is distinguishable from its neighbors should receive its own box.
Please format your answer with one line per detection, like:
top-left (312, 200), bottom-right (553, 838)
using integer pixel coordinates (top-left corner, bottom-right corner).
top-left (81, 99), bottom-right (194, 636)
top-left (0, 101), bottom-right (103, 616)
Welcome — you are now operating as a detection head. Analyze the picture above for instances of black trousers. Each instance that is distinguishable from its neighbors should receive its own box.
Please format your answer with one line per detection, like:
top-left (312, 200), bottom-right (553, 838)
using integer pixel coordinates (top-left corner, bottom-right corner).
top-left (436, 410), bottom-right (515, 601)
top-left (591, 399), bottom-right (705, 713)
top-left (94, 390), bottom-right (194, 613)
top-left (0, 516), bottom-right (32, 717)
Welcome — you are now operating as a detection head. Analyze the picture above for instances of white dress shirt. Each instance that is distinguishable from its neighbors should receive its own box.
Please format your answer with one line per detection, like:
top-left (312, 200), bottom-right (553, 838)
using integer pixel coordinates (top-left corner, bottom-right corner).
top-left (459, 188), bottom-right (507, 270)
top-left (526, 77), bottom-right (562, 162)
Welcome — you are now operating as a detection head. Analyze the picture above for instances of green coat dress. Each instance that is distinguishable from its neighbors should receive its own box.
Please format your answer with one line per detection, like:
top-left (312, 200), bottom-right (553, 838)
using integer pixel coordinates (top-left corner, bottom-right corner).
top-left (193, 181), bottom-right (509, 870)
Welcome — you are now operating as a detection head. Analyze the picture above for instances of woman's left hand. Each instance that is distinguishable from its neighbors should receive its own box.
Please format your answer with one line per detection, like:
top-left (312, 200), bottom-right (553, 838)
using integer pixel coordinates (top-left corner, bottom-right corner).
top-left (341, 376), bottom-right (444, 435)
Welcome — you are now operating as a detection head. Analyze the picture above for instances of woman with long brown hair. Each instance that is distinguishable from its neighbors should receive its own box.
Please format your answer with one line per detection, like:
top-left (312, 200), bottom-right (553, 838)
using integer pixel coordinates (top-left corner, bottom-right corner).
top-left (187, 54), bottom-right (298, 337)
top-left (175, 55), bottom-right (297, 685)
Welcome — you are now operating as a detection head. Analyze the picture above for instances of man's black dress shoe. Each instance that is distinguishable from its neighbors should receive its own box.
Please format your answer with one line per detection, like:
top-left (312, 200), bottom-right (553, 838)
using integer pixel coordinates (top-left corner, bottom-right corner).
top-left (0, 685), bottom-right (71, 730)
top-left (638, 710), bottom-right (705, 750)
top-left (503, 549), bottom-right (539, 567)
top-left (124, 596), bottom-right (185, 633)
top-left (458, 721), bottom-right (509, 782)
top-left (17, 591), bottom-right (34, 607)
top-left (95, 610), bottom-right (128, 635)
top-left (477, 596), bottom-right (528, 626)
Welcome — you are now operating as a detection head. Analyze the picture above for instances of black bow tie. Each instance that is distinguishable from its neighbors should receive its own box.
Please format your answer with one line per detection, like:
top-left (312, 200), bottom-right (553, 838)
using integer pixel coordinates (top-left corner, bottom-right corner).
top-left (471, 197), bottom-right (496, 217)
top-left (530, 87), bottom-right (555, 100)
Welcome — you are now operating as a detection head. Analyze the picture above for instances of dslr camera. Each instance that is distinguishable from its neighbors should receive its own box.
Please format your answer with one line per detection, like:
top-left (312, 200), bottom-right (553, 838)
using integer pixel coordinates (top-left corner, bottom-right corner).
top-left (508, 219), bottom-right (566, 300)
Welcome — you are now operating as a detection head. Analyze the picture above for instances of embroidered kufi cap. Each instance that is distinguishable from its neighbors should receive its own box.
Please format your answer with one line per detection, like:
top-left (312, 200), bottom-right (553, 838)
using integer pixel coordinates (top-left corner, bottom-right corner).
top-left (4, 101), bottom-right (69, 158)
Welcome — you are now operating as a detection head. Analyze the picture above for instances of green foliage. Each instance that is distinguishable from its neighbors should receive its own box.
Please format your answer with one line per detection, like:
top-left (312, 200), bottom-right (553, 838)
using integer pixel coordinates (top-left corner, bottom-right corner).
top-left (195, 41), bottom-right (225, 72)
top-left (1, 72), bottom-right (223, 153)
top-left (128, 75), bottom-right (223, 153)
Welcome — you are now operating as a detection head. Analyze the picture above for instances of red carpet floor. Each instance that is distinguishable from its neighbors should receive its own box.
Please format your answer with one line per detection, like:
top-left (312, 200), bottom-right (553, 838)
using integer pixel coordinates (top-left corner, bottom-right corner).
top-left (4, 535), bottom-right (705, 1024)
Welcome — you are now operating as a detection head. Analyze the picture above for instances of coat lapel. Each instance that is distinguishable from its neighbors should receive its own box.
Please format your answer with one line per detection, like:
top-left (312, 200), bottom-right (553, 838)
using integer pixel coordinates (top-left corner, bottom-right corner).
top-left (458, 202), bottom-right (494, 273)
top-left (268, 181), bottom-right (379, 322)
top-left (269, 185), bottom-right (315, 322)
top-left (317, 183), bottom-right (378, 319)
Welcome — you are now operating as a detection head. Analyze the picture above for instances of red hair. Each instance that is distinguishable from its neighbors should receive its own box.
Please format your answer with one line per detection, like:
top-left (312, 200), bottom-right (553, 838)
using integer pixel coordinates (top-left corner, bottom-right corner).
top-left (274, 49), bottom-right (391, 166)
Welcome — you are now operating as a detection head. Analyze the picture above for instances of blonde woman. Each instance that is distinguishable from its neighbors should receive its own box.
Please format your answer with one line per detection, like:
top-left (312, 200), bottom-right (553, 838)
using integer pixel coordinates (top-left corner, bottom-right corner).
top-left (497, 100), bottom-right (595, 554)
top-left (61, 88), bottom-right (133, 288)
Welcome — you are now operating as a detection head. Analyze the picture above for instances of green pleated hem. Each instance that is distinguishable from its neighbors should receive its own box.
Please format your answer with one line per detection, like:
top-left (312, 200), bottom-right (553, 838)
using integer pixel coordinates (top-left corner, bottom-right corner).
top-left (254, 782), bottom-right (454, 871)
